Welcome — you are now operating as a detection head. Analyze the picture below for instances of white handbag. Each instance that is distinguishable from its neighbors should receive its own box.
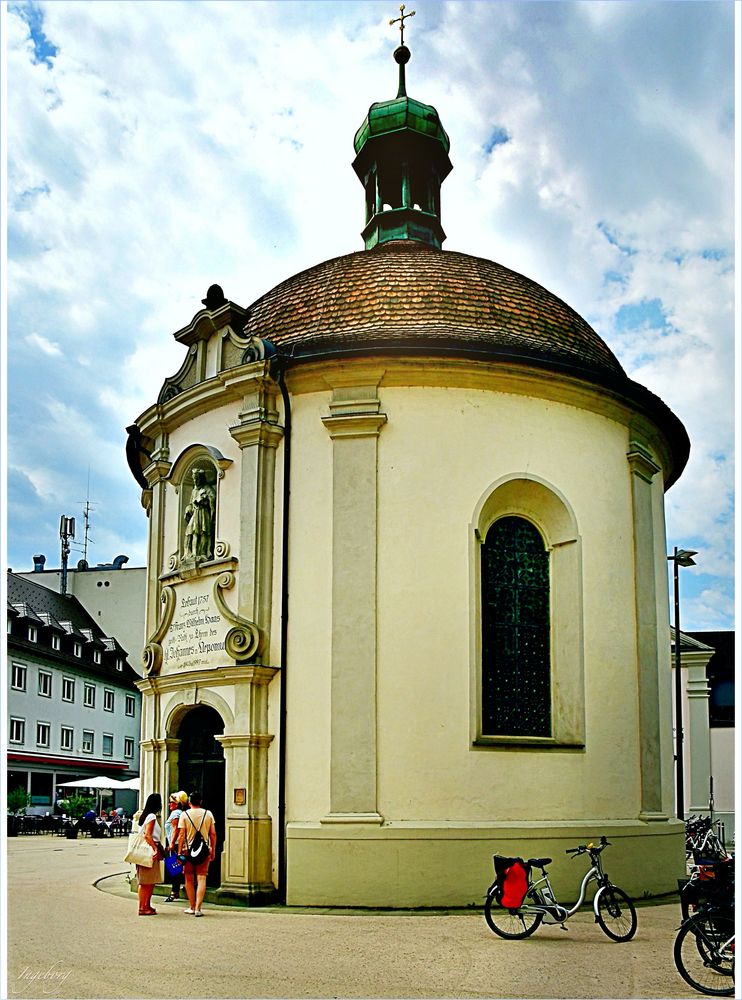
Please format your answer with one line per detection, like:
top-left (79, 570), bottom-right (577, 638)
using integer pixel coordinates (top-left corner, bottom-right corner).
top-left (124, 831), bottom-right (154, 867)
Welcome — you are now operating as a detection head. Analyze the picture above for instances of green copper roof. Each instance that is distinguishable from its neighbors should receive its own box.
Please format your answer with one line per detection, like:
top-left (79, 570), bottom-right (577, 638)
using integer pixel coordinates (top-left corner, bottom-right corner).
top-left (354, 96), bottom-right (450, 155)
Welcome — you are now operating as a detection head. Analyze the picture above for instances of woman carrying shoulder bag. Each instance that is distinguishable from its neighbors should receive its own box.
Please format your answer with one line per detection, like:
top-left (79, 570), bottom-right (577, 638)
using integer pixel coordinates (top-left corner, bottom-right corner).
top-left (136, 793), bottom-right (163, 916)
top-left (177, 790), bottom-right (216, 917)
top-left (163, 791), bottom-right (188, 902)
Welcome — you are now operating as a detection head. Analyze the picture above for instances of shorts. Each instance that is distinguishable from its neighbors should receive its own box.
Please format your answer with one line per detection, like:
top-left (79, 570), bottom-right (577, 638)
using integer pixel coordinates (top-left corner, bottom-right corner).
top-left (184, 857), bottom-right (210, 876)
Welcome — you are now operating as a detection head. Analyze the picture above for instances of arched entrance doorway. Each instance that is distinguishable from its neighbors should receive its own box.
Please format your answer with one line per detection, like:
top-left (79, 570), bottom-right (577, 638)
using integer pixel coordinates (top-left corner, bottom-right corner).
top-left (177, 705), bottom-right (225, 887)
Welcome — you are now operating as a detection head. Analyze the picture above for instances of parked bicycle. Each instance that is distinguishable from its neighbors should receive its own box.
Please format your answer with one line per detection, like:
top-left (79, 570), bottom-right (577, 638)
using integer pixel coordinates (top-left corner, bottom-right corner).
top-left (674, 856), bottom-right (735, 996)
top-left (674, 904), bottom-right (735, 996)
top-left (484, 835), bottom-right (637, 941)
top-left (686, 815), bottom-right (729, 864)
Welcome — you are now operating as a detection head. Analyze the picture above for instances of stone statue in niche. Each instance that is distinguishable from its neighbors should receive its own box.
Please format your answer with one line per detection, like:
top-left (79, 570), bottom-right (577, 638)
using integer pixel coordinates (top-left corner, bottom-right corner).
top-left (182, 466), bottom-right (216, 561)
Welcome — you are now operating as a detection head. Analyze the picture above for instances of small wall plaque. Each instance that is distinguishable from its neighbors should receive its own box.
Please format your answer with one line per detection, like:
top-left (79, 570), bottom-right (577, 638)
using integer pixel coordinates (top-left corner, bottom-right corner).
top-left (234, 788), bottom-right (246, 806)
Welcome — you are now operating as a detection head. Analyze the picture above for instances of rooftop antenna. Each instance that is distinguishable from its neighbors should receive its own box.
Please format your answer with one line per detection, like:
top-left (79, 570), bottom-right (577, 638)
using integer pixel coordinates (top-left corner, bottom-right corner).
top-left (73, 469), bottom-right (96, 566)
top-left (59, 516), bottom-right (75, 595)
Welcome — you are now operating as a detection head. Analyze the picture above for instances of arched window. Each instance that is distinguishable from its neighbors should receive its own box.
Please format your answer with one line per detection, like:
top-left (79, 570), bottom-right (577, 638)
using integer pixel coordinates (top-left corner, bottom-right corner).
top-left (481, 516), bottom-right (551, 737)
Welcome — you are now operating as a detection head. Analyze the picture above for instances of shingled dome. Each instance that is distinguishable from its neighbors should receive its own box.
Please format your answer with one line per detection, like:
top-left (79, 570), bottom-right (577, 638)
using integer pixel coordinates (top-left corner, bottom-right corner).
top-left (243, 239), bottom-right (622, 378)
top-left (241, 239), bottom-right (689, 483)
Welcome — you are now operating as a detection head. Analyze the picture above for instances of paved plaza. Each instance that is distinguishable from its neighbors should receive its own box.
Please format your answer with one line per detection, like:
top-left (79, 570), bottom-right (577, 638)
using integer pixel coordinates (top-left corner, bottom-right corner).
top-left (6, 837), bottom-right (699, 1000)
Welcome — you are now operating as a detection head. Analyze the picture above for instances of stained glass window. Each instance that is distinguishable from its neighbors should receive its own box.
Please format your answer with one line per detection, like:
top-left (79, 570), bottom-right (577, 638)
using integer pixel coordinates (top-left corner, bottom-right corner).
top-left (481, 516), bottom-right (551, 737)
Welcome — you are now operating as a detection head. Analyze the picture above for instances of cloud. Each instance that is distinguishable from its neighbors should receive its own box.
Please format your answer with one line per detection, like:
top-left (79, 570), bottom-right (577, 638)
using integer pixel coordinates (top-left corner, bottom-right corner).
top-left (24, 332), bottom-right (62, 356)
top-left (6, 1), bottom-right (735, 631)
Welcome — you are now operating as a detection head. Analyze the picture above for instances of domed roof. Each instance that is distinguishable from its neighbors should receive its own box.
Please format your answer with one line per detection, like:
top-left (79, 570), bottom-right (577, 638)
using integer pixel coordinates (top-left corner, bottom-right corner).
top-left (240, 239), bottom-right (689, 485)
top-left (243, 240), bottom-right (623, 379)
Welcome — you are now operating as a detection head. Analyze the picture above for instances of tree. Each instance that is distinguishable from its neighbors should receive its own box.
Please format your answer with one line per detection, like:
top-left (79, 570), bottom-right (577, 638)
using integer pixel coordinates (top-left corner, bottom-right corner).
top-left (60, 793), bottom-right (95, 819)
top-left (7, 787), bottom-right (30, 814)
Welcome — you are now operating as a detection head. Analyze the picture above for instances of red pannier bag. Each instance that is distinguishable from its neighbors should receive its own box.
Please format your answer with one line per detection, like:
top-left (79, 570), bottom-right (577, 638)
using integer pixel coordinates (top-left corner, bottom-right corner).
top-left (493, 855), bottom-right (531, 909)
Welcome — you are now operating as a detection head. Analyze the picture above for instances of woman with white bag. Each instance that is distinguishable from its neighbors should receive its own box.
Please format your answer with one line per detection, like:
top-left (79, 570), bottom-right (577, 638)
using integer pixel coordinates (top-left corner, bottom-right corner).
top-left (127, 793), bottom-right (163, 916)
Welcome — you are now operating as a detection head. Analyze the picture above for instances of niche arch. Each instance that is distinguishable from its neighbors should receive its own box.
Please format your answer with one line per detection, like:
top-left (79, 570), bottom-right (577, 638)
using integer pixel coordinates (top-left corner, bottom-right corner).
top-left (168, 444), bottom-right (233, 566)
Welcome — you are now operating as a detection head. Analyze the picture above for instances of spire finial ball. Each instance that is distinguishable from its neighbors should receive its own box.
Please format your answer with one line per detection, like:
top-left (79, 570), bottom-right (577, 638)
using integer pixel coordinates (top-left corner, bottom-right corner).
top-left (394, 44), bottom-right (411, 66)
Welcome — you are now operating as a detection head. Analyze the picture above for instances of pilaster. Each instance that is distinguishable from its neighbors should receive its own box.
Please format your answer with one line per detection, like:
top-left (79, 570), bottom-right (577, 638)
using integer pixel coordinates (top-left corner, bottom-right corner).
top-left (215, 665), bottom-right (278, 901)
top-left (228, 374), bottom-right (284, 659)
top-left (321, 385), bottom-right (387, 823)
top-left (627, 442), bottom-right (666, 820)
top-left (142, 451), bottom-right (172, 651)
top-left (683, 652), bottom-right (714, 814)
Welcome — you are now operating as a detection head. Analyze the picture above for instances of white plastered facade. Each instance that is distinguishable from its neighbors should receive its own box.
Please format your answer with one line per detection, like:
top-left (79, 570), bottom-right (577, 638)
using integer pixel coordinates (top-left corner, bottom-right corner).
top-left (134, 348), bottom-right (685, 906)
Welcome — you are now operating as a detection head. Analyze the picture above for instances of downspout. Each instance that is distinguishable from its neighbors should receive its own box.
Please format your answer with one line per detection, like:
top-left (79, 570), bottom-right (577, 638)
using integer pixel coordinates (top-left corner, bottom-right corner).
top-left (274, 354), bottom-right (292, 904)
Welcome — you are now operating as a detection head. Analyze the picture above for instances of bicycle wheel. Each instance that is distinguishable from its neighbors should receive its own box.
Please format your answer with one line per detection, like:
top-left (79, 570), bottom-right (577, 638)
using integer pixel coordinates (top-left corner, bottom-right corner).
top-left (484, 892), bottom-right (543, 939)
top-left (594, 885), bottom-right (637, 942)
top-left (674, 914), bottom-right (734, 996)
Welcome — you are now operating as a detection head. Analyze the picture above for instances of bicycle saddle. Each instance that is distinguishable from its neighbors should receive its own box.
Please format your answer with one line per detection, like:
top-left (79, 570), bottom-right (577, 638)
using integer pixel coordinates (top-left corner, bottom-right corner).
top-left (527, 857), bottom-right (552, 868)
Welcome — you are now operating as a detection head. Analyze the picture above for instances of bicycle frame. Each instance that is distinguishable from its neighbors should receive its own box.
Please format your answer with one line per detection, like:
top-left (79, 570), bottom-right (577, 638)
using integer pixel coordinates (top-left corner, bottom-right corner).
top-left (506, 851), bottom-right (611, 925)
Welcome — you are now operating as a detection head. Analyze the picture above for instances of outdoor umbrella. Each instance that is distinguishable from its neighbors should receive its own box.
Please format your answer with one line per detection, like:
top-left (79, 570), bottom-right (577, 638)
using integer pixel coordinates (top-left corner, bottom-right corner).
top-left (57, 776), bottom-right (125, 815)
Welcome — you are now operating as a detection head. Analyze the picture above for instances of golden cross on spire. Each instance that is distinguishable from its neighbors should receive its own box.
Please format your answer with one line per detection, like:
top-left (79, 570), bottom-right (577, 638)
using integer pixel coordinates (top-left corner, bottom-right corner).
top-left (390, 4), bottom-right (415, 46)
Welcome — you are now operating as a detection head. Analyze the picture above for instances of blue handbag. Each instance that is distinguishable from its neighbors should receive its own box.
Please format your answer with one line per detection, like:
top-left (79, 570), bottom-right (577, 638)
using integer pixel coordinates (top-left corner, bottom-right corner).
top-left (164, 853), bottom-right (184, 878)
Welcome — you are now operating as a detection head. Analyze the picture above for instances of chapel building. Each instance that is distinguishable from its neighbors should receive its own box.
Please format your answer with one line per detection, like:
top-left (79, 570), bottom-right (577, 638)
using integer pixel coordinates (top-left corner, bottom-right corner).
top-left (126, 35), bottom-right (689, 905)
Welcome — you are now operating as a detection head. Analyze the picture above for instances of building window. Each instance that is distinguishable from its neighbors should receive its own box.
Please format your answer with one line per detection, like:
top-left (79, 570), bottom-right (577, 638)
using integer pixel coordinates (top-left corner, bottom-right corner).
top-left (84, 683), bottom-right (96, 708)
top-left (73, 642), bottom-right (82, 657)
top-left (124, 737), bottom-right (135, 759)
top-left (10, 718), bottom-right (25, 744)
top-left (94, 650), bottom-right (102, 664)
top-left (36, 722), bottom-right (51, 748)
top-left (28, 625), bottom-right (38, 642)
top-left (82, 731), bottom-right (94, 754)
top-left (116, 658), bottom-right (124, 672)
top-left (125, 694), bottom-right (135, 717)
top-left (481, 516), bottom-right (551, 738)
top-left (38, 670), bottom-right (52, 698)
top-left (62, 677), bottom-right (75, 702)
top-left (30, 772), bottom-right (53, 806)
top-left (102, 733), bottom-right (113, 756)
top-left (709, 675), bottom-right (735, 727)
top-left (103, 689), bottom-right (115, 712)
top-left (11, 663), bottom-right (26, 691)
top-left (52, 634), bottom-right (61, 651)
top-left (60, 726), bottom-right (74, 751)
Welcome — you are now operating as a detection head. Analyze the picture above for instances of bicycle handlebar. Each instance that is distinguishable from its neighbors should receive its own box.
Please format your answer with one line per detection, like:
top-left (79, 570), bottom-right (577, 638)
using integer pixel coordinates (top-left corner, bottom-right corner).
top-left (565, 836), bottom-right (611, 857)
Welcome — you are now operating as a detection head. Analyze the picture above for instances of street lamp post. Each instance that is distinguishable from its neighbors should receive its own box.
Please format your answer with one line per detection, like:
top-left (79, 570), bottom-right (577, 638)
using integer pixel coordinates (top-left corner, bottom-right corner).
top-left (668, 546), bottom-right (697, 822)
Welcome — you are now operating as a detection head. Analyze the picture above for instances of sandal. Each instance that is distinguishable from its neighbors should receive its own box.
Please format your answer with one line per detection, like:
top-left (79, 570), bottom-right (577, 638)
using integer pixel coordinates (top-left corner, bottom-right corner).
top-left (164, 895), bottom-right (178, 902)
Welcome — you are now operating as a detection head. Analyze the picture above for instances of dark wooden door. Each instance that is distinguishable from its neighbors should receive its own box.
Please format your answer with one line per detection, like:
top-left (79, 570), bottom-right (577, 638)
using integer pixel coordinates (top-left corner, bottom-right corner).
top-left (177, 705), bottom-right (225, 887)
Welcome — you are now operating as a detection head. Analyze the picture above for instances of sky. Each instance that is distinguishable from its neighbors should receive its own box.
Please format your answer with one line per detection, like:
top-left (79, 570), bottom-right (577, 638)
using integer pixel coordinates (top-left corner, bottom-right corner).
top-left (4, 0), bottom-right (738, 631)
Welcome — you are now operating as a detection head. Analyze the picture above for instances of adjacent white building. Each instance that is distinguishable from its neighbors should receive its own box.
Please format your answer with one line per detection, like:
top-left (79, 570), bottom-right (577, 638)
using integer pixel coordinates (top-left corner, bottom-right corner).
top-left (7, 571), bottom-right (142, 814)
top-left (16, 554), bottom-right (146, 675)
top-left (673, 628), bottom-right (735, 840)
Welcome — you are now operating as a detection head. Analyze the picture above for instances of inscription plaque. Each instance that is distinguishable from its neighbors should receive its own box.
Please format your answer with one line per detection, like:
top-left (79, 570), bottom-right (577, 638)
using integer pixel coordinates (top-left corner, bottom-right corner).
top-left (164, 577), bottom-right (228, 671)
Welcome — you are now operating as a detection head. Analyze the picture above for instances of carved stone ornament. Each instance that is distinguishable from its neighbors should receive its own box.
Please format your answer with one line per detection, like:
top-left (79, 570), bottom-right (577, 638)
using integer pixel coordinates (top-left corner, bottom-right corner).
top-left (142, 586), bottom-right (177, 676)
top-left (213, 571), bottom-right (260, 661)
top-left (214, 539), bottom-right (231, 560)
top-left (241, 336), bottom-right (277, 366)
